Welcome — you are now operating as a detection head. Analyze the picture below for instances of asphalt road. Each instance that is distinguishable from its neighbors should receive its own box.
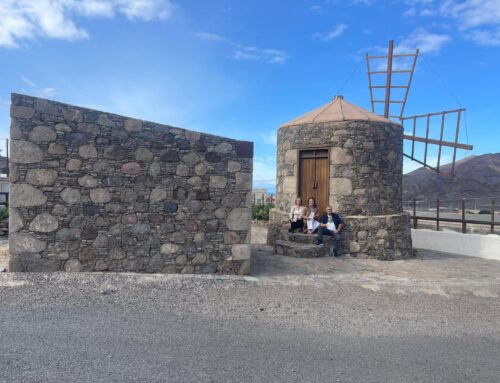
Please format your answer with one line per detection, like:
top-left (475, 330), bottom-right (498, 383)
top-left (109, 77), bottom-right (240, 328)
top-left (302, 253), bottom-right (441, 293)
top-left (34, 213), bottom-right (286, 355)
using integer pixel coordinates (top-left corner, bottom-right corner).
top-left (1, 245), bottom-right (500, 383)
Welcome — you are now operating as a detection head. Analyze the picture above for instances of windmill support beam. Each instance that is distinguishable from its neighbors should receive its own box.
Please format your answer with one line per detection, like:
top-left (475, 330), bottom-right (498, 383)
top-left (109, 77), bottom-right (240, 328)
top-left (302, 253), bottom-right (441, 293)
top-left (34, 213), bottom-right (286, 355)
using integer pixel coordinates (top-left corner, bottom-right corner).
top-left (384, 40), bottom-right (394, 118)
top-left (403, 134), bottom-right (473, 150)
top-left (403, 154), bottom-right (455, 180)
top-left (401, 109), bottom-right (465, 120)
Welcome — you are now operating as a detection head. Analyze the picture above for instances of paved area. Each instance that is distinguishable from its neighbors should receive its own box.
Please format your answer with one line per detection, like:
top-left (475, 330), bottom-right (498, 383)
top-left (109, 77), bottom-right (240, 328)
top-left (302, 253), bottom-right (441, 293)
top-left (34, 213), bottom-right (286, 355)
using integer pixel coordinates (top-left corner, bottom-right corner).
top-left (0, 227), bottom-right (499, 382)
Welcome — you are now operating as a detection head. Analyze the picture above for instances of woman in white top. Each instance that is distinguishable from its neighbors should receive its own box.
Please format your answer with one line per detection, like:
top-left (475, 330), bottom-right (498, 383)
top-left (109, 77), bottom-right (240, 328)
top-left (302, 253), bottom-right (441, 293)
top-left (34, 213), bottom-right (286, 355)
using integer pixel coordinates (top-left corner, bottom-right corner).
top-left (289, 197), bottom-right (306, 233)
top-left (303, 197), bottom-right (320, 234)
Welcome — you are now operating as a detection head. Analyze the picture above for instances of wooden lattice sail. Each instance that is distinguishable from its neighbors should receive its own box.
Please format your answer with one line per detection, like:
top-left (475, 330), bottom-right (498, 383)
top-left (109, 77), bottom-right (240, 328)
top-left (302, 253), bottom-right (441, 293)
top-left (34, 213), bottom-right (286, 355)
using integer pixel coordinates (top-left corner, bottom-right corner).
top-left (366, 40), bottom-right (473, 179)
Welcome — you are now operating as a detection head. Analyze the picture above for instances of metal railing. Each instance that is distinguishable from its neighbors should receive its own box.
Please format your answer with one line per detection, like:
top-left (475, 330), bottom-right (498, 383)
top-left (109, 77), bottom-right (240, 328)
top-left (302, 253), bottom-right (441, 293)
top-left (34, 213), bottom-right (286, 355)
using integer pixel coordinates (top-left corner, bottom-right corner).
top-left (404, 198), bottom-right (499, 234)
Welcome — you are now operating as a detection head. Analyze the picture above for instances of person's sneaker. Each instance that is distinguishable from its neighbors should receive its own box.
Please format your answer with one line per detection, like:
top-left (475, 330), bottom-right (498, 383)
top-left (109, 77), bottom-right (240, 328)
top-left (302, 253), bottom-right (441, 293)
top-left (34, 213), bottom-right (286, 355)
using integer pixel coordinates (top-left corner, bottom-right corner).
top-left (316, 242), bottom-right (324, 247)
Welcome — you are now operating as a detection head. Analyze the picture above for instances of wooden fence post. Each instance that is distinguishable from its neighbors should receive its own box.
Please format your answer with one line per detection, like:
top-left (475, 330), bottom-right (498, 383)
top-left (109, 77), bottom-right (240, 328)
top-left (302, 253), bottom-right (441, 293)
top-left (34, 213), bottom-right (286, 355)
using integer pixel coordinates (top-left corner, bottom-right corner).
top-left (462, 198), bottom-right (466, 233)
top-left (436, 199), bottom-right (440, 231)
top-left (492, 200), bottom-right (495, 234)
top-left (413, 198), bottom-right (417, 229)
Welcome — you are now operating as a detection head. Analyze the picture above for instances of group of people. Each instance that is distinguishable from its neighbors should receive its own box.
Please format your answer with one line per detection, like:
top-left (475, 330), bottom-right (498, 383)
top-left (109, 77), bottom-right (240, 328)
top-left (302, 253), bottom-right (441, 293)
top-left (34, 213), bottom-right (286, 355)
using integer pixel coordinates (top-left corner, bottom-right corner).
top-left (289, 197), bottom-right (344, 257)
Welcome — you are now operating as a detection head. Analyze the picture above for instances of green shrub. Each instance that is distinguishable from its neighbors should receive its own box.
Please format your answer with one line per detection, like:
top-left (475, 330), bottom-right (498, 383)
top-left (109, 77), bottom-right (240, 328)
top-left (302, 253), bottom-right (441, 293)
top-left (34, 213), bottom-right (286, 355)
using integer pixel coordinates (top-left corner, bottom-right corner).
top-left (252, 203), bottom-right (275, 221)
top-left (0, 207), bottom-right (8, 221)
top-left (478, 210), bottom-right (491, 215)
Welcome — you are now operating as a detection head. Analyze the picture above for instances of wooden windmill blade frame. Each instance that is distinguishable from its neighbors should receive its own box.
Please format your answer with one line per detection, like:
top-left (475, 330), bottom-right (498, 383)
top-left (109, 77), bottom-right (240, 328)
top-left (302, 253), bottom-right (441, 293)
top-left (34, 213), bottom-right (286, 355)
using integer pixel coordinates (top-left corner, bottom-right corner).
top-left (401, 109), bottom-right (473, 179)
top-left (366, 40), bottom-right (473, 179)
top-left (365, 40), bottom-right (419, 119)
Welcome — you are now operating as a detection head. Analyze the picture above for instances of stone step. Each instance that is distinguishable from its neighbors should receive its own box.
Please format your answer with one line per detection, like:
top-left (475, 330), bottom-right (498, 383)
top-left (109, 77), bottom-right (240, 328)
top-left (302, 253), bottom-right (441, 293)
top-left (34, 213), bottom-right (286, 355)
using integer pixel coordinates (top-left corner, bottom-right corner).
top-left (274, 239), bottom-right (329, 258)
top-left (288, 232), bottom-right (334, 245)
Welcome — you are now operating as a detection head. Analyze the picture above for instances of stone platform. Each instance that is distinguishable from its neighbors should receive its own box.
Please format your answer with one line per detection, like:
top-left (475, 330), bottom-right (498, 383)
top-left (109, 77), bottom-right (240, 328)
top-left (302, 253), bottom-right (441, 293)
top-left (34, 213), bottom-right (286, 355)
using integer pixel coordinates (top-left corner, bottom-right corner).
top-left (273, 231), bottom-right (334, 258)
top-left (268, 210), bottom-right (413, 260)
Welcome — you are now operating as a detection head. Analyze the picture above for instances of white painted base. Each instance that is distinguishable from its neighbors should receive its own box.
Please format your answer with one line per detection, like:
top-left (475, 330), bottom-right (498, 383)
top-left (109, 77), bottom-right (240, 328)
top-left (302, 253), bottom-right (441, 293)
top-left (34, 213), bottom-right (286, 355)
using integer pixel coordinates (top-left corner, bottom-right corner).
top-left (411, 229), bottom-right (500, 261)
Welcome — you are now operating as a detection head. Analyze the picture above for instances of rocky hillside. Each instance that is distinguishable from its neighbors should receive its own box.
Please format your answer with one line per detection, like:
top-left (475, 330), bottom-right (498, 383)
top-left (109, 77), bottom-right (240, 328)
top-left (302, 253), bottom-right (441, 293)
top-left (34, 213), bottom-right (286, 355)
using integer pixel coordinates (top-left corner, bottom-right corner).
top-left (402, 153), bottom-right (500, 200)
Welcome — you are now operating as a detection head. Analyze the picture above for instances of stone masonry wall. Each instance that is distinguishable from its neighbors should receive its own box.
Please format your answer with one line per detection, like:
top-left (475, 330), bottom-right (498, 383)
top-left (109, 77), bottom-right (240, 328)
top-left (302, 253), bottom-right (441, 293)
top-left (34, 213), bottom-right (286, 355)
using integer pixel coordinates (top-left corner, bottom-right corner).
top-left (268, 119), bottom-right (412, 259)
top-left (275, 120), bottom-right (403, 217)
top-left (9, 94), bottom-right (253, 274)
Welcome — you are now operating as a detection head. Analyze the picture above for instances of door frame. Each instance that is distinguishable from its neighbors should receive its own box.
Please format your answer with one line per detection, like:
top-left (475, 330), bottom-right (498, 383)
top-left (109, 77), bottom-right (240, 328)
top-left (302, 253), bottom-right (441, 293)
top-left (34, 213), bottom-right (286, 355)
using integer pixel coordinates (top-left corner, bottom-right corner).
top-left (297, 147), bottom-right (330, 208)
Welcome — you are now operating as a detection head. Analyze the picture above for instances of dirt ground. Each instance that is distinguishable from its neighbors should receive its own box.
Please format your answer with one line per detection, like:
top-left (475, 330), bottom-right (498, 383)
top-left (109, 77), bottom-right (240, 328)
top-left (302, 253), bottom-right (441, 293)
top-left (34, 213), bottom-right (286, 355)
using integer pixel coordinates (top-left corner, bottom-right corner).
top-left (2, 227), bottom-right (500, 299)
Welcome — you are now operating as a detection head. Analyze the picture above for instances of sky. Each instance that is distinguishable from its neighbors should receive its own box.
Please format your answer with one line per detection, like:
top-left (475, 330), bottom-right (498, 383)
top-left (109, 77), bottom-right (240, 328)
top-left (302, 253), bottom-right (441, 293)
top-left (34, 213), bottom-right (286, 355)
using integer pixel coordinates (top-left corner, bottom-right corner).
top-left (0, 0), bottom-right (499, 192)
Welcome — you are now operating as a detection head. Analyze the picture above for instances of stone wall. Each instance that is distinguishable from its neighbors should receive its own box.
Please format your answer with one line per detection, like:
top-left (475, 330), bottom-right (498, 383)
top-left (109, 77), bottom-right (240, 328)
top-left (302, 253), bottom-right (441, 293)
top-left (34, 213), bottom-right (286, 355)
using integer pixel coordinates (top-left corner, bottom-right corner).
top-left (9, 93), bottom-right (253, 274)
top-left (275, 120), bottom-right (403, 216)
top-left (268, 119), bottom-right (412, 260)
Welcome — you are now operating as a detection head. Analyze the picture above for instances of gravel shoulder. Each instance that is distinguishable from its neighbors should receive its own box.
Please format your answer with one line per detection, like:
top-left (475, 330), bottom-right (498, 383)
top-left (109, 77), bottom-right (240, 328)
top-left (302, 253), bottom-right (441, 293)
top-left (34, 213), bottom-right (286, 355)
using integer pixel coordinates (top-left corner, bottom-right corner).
top-left (0, 226), bottom-right (499, 382)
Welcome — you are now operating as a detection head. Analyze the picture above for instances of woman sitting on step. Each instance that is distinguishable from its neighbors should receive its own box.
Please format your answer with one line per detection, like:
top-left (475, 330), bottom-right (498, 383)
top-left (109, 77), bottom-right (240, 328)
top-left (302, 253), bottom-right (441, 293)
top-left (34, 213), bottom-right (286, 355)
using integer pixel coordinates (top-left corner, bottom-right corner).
top-left (303, 197), bottom-right (320, 234)
top-left (289, 197), bottom-right (306, 233)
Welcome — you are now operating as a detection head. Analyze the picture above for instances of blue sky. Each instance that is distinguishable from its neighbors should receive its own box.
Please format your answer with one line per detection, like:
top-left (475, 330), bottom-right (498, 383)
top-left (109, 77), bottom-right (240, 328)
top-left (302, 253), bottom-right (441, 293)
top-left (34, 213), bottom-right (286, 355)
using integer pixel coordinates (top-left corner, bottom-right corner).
top-left (1, 0), bottom-right (499, 192)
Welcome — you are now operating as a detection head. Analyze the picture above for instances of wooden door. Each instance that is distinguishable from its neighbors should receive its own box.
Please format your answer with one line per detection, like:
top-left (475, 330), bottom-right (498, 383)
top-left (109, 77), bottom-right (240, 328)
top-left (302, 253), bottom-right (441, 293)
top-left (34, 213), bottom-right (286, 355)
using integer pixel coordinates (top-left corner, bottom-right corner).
top-left (299, 149), bottom-right (329, 213)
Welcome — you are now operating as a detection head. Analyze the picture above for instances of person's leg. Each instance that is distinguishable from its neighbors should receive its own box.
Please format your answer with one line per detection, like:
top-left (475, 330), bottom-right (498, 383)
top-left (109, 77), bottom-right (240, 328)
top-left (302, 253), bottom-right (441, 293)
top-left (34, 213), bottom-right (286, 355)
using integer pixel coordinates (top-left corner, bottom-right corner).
top-left (291, 219), bottom-right (304, 232)
top-left (332, 232), bottom-right (343, 256)
top-left (316, 227), bottom-right (332, 244)
top-left (315, 227), bottom-right (324, 244)
top-left (298, 219), bottom-right (305, 233)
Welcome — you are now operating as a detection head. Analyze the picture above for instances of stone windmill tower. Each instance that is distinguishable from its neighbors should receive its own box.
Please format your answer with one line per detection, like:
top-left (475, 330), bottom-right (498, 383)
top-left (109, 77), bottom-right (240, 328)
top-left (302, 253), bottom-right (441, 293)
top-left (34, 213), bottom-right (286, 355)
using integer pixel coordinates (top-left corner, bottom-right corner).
top-left (267, 95), bottom-right (413, 260)
top-left (267, 40), bottom-right (472, 260)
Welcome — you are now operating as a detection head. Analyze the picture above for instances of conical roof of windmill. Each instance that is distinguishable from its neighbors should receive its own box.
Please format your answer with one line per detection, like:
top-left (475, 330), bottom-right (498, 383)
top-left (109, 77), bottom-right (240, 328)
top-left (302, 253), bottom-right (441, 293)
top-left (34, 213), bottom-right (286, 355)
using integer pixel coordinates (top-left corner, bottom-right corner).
top-left (281, 95), bottom-right (398, 127)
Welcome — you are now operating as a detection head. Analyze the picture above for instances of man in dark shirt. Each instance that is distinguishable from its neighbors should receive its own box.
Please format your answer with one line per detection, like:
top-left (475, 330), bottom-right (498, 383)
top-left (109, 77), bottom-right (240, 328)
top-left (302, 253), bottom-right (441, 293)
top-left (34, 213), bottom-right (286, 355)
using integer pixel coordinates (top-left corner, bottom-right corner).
top-left (315, 206), bottom-right (344, 257)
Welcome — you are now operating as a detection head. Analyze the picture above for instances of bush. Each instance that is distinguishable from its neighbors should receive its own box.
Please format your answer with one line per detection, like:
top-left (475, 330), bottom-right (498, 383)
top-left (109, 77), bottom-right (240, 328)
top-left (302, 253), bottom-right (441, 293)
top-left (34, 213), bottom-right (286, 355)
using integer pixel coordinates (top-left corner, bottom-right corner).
top-left (252, 203), bottom-right (275, 221)
top-left (478, 210), bottom-right (491, 215)
top-left (0, 207), bottom-right (8, 221)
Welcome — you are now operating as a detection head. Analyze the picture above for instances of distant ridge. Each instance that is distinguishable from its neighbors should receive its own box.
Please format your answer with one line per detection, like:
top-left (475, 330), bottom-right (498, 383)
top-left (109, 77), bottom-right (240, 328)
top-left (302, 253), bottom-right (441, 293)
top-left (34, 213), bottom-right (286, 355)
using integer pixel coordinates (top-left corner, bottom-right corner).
top-left (403, 153), bottom-right (500, 200)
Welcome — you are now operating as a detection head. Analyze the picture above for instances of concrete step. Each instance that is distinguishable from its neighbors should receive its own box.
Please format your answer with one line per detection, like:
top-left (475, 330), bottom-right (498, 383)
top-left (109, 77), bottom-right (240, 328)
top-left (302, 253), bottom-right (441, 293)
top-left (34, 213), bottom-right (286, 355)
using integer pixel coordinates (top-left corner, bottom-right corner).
top-left (274, 239), bottom-right (329, 258)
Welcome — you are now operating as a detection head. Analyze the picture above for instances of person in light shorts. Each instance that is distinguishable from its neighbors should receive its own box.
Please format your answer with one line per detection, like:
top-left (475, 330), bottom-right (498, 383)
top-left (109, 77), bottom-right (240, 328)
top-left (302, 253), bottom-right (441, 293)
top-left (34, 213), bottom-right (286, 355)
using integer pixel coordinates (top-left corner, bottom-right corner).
top-left (303, 197), bottom-right (320, 234)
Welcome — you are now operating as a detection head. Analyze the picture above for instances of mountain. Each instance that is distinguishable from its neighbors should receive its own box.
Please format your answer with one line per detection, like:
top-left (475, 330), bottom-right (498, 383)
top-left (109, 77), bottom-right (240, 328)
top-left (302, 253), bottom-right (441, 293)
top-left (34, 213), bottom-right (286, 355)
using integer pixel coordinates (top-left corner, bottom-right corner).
top-left (402, 153), bottom-right (500, 200)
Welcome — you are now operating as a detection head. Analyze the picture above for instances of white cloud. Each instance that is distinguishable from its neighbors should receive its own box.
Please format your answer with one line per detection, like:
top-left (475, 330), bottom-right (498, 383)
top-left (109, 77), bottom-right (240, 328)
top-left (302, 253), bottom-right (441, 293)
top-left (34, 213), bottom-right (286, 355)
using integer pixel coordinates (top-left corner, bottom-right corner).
top-left (195, 31), bottom-right (288, 64)
top-left (234, 46), bottom-right (287, 64)
top-left (405, 0), bottom-right (500, 47)
top-left (259, 130), bottom-right (277, 145)
top-left (313, 23), bottom-right (348, 41)
top-left (0, 0), bottom-right (173, 48)
top-left (253, 156), bottom-right (276, 189)
top-left (20, 75), bottom-right (57, 98)
top-left (467, 28), bottom-right (500, 45)
top-left (440, 0), bottom-right (500, 30)
top-left (310, 5), bottom-right (324, 13)
top-left (397, 28), bottom-right (451, 54)
top-left (194, 32), bottom-right (228, 43)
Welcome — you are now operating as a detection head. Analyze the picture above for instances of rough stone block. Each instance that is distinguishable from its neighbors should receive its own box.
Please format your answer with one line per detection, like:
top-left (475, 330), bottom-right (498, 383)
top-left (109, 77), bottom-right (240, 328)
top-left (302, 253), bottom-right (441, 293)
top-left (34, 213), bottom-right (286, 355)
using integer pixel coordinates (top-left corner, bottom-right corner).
top-left (284, 149), bottom-right (297, 163)
top-left (61, 187), bottom-right (81, 204)
top-left (330, 147), bottom-right (353, 164)
top-left (66, 159), bottom-right (82, 171)
top-left (9, 208), bottom-right (24, 233)
top-left (226, 208), bottom-right (252, 231)
top-left (48, 143), bottom-right (66, 155)
top-left (210, 175), bottom-right (227, 189)
top-left (29, 126), bottom-right (57, 142)
top-left (90, 188), bottom-right (111, 203)
top-left (26, 169), bottom-right (58, 186)
top-left (11, 105), bottom-right (34, 119)
top-left (29, 213), bottom-right (58, 233)
top-left (232, 244), bottom-right (251, 260)
top-left (10, 140), bottom-right (44, 164)
top-left (78, 144), bottom-right (98, 159)
top-left (235, 172), bottom-right (252, 190)
top-left (10, 184), bottom-right (47, 207)
top-left (330, 178), bottom-right (352, 196)
top-left (283, 176), bottom-right (296, 194)
top-left (10, 233), bottom-right (47, 254)
top-left (235, 141), bottom-right (254, 158)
